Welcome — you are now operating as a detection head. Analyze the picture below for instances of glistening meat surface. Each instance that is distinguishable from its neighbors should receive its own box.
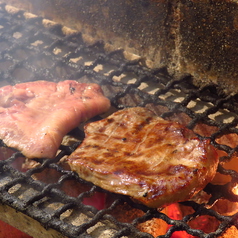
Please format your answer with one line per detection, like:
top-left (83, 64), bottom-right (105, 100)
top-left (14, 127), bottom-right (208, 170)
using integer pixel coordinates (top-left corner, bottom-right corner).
top-left (67, 107), bottom-right (219, 208)
top-left (0, 80), bottom-right (110, 159)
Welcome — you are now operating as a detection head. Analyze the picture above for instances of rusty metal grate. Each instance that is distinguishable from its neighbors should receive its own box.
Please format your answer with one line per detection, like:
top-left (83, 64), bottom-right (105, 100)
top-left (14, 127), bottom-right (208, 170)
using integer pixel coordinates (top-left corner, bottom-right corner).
top-left (0, 3), bottom-right (238, 238)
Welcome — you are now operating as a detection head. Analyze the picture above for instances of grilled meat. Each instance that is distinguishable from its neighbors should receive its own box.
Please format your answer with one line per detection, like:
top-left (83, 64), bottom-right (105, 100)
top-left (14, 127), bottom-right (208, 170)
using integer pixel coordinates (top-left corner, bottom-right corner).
top-left (67, 107), bottom-right (219, 208)
top-left (0, 80), bottom-right (110, 159)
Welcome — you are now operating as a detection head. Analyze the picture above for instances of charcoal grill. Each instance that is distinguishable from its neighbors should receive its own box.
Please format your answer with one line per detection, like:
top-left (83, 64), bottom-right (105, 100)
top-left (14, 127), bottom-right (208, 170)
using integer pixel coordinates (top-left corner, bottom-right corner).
top-left (0, 3), bottom-right (238, 238)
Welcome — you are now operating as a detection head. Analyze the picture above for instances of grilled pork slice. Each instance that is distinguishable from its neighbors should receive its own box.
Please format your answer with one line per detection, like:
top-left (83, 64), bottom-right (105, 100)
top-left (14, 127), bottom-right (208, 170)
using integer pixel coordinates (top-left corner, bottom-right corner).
top-left (0, 80), bottom-right (110, 159)
top-left (67, 107), bottom-right (219, 208)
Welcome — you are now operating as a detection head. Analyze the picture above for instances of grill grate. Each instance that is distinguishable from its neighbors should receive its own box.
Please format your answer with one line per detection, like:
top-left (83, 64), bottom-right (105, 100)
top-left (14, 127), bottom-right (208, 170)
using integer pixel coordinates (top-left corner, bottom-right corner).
top-left (0, 3), bottom-right (238, 238)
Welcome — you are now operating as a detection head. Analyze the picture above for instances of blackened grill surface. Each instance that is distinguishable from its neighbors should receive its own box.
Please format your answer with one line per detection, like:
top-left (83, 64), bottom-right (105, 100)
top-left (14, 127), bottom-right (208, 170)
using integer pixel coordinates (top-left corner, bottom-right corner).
top-left (0, 3), bottom-right (238, 238)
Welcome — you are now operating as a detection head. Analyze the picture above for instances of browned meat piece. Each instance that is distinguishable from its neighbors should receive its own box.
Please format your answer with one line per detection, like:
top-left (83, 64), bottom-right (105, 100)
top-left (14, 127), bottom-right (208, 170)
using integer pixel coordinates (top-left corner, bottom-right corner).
top-left (0, 80), bottom-right (110, 159)
top-left (67, 107), bottom-right (219, 208)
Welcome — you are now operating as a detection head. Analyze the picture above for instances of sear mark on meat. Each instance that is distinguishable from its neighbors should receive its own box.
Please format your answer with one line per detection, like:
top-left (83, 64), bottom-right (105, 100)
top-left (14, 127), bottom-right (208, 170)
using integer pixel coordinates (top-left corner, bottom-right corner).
top-left (0, 80), bottom-right (110, 159)
top-left (67, 107), bottom-right (219, 208)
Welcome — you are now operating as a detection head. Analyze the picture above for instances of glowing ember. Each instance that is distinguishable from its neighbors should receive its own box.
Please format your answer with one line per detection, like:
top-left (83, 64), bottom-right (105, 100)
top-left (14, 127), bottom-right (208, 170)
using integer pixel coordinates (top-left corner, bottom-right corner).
top-left (232, 184), bottom-right (238, 196)
top-left (83, 192), bottom-right (106, 210)
top-left (167, 204), bottom-right (193, 238)
top-left (167, 203), bottom-right (220, 238)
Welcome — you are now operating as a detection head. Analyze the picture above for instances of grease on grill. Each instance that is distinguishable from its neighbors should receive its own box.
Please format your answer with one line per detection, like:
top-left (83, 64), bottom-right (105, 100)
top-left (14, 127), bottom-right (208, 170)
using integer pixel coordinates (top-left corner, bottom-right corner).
top-left (0, 3), bottom-right (238, 238)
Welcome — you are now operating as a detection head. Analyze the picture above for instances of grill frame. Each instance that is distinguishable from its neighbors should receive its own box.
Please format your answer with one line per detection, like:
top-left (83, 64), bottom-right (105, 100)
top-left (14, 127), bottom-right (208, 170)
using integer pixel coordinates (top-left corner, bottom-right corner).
top-left (0, 3), bottom-right (238, 238)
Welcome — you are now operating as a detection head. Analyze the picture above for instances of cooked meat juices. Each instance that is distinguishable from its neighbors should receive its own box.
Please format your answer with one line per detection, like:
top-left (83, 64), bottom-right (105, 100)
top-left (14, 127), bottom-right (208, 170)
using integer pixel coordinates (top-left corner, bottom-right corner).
top-left (0, 80), bottom-right (110, 159)
top-left (67, 107), bottom-right (219, 208)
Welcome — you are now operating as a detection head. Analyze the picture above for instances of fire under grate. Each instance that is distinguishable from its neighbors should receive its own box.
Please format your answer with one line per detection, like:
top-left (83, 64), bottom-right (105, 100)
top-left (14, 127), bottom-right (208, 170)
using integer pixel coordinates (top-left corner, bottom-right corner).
top-left (0, 3), bottom-right (238, 238)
